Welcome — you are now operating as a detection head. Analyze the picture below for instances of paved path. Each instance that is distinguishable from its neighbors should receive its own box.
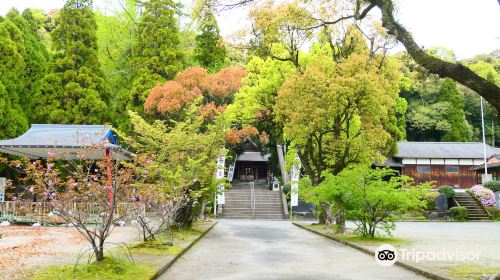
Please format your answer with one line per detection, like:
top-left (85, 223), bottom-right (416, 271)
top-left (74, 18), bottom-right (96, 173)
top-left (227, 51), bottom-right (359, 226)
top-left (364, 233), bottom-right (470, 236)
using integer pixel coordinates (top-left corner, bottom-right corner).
top-left (158, 220), bottom-right (427, 280)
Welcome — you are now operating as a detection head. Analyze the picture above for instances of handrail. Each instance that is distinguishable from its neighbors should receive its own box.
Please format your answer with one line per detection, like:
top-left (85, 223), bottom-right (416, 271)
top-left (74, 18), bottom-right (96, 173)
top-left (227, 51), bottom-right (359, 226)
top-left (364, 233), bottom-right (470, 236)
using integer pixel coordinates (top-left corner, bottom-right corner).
top-left (250, 182), bottom-right (255, 218)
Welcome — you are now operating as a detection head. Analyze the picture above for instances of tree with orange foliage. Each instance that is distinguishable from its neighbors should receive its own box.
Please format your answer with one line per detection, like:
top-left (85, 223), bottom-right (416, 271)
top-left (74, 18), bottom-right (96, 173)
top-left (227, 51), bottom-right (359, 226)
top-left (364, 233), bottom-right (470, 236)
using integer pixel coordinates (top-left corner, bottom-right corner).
top-left (144, 66), bottom-right (246, 121)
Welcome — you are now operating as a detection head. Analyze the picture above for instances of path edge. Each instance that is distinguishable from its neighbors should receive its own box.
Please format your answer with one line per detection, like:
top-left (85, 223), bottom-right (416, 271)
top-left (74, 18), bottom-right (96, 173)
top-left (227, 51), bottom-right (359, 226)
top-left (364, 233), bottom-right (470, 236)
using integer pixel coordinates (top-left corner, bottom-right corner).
top-left (292, 222), bottom-right (456, 280)
top-left (150, 221), bottom-right (218, 280)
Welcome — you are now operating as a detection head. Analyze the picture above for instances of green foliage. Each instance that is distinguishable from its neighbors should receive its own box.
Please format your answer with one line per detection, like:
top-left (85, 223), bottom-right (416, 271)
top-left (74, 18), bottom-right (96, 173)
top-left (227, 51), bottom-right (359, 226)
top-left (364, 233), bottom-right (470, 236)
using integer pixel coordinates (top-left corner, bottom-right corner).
top-left (275, 52), bottom-right (402, 184)
top-left (194, 7), bottom-right (226, 72)
top-left (484, 180), bottom-right (500, 192)
top-left (424, 191), bottom-right (440, 210)
top-left (6, 8), bottom-right (49, 119)
top-left (130, 0), bottom-right (185, 111)
top-left (438, 78), bottom-right (471, 141)
top-left (95, 1), bottom-right (139, 130)
top-left (0, 18), bottom-right (29, 138)
top-left (301, 167), bottom-right (429, 238)
top-left (33, 0), bottom-right (108, 124)
top-left (438, 185), bottom-right (455, 198)
top-left (449, 206), bottom-right (467, 221)
top-left (32, 257), bottom-right (155, 280)
top-left (126, 105), bottom-right (224, 226)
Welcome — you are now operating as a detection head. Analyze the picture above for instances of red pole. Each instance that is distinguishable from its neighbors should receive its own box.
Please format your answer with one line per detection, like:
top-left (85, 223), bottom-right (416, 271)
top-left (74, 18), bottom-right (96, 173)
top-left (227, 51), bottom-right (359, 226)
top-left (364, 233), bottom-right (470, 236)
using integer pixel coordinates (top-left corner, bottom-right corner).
top-left (106, 148), bottom-right (113, 204)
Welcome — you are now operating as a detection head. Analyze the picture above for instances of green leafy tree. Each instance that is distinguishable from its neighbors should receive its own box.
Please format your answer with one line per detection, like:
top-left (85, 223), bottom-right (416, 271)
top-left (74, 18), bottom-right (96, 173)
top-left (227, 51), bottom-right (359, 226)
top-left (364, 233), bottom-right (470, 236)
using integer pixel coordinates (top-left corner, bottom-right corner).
top-left (0, 19), bottom-right (29, 138)
top-left (301, 167), bottom-right (429, 236)
top-left (95, 0), bottom-right (140, 130)
top-left (33, 0), bottom-right (108, 124)
top-left (6, 9), bottom-right (49, 119)
top-left (130, 0), bottom-right (185, 111)
top-left (438, 78), bottom-right (471, 141)
top-left (126, 105), bottom-right (224, 226)
top-left (194, 6), bottom-right (226, 71)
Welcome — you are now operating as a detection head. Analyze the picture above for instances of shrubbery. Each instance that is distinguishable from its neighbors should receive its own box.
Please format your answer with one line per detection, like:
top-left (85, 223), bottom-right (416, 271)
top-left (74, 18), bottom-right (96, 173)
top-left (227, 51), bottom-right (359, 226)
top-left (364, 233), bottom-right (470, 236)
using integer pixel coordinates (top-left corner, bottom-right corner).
top-left (470, 185), bottom-right (496, 207)
top-left (438, 185), bottom-right (455, 198)
top-left (424, 191), bottom-right (440, 210)
top-left (484, 180), bottom-right (500, 192)
top-left (449, 206), bottom-right (467, 220)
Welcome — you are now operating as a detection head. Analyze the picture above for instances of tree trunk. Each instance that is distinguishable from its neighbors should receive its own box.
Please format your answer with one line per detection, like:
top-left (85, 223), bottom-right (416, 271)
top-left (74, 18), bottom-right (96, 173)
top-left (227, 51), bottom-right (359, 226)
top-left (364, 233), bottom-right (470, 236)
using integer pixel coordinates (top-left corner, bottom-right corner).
top-left (320, 201), bottom-right (335, 226)
top-left (276, 138), bottom-right (288, 184)
top-left (335, 207), bottom-right (346, 234)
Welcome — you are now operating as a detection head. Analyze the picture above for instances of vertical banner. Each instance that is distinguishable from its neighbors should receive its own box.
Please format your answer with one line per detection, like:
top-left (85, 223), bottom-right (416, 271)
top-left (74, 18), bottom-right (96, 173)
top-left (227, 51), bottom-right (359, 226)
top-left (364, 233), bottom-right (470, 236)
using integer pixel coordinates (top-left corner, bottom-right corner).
top-left (290, 157), bottom-right (301, 207)
top-left (216, 156), bottom-right (225, 204)
top-left (0, 177), bottom-right (5, 202)
top-left (227, 163), bottom-right (235, 182)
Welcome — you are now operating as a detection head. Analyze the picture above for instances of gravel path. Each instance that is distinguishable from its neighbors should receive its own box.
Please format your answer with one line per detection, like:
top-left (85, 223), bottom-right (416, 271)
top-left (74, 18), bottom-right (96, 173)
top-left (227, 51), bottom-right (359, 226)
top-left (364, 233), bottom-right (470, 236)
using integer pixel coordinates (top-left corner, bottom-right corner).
top-left (158, 220), bottom-right (427, 280)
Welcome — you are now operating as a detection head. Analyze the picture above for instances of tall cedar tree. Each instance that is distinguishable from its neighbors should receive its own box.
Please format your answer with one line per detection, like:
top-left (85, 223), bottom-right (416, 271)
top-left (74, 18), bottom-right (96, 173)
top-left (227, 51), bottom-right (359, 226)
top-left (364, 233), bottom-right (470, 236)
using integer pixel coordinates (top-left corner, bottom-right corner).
top-left (439, 78), bottom-right (471, 142)
top-left (33, 0), bottom-right (108, 124)
top-left (194, 8), bottom-right (226, 71)
top-left (6, 9), bottom-right (49, 120)
top-left (130, 0), bottom-right (185, 112)
top-left (0, 18), bottom-right (29, 138)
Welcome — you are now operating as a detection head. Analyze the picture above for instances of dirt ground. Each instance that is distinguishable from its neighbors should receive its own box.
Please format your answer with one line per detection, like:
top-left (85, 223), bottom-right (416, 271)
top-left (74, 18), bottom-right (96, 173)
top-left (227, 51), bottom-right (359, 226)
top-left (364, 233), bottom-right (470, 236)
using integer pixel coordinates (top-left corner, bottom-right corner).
top-left (0, 225), bottom-right (138, 280)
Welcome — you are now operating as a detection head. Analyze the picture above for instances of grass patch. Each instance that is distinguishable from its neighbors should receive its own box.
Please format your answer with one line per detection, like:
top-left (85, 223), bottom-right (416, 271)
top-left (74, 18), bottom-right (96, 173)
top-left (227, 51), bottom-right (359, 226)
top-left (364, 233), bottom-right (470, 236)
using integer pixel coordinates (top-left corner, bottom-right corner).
top-left (446, 264), bottom-right (499, 280)
top-left (129, 240), bottom-right (183, 256)
top-left (304, 224), bottom-right (411, 245)
top-left (337, 235), bottom-right (411, 245)
top-left (31, 257), bottom-right (155, 280)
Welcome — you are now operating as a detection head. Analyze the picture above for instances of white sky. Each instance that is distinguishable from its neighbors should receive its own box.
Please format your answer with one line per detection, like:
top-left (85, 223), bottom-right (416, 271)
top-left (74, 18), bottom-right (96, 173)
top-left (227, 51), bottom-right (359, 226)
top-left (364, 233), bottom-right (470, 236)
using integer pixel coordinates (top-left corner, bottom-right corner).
top-left (1, 0), bottom-right (499, 59)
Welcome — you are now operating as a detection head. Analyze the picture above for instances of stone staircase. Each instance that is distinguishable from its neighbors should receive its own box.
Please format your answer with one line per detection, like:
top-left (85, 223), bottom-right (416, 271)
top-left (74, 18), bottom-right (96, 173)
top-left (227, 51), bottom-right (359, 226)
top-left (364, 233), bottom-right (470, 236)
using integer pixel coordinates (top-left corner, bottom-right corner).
top-left (454, 192), bottom-right (491, 220)
top-left (221, 181), bottom-right (285, 220)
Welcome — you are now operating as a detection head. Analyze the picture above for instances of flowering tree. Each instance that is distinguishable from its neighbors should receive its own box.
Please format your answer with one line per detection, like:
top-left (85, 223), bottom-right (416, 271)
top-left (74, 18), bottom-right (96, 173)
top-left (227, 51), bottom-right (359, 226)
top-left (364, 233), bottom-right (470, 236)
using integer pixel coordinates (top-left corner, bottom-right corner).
top-left (129, 155), bottom-right (184, 242)
top-left (1, 148), bottom-right (136, 262)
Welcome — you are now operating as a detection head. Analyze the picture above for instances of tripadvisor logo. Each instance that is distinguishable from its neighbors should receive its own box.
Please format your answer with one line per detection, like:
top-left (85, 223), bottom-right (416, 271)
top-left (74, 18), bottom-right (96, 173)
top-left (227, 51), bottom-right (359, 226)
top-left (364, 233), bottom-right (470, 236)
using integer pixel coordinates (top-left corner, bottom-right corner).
top-left (375, 244), bottom-right (397, 266)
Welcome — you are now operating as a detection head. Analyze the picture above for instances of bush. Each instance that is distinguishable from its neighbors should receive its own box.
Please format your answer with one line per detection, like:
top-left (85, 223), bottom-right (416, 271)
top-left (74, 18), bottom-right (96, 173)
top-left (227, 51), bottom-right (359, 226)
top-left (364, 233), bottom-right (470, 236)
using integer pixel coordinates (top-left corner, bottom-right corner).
top-left (486, 207), bottom-right (500, 218)
top-left (470, 185), bottom-right (496, 207)
top-left (438, 185), bottom-right (455, 198)
top-left (484, 181), bottom-right (500, 192)
top-left (424, 191), bottom-right (440, 210)
top-left (449, 206), bottom-right (467, 220)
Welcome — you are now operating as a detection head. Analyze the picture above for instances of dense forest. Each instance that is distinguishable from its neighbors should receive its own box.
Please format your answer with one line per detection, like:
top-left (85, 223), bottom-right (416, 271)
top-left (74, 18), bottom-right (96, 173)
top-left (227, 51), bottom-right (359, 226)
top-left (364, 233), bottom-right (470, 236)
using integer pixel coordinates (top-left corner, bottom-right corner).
top-left (0, 0), bottom-right (499, 147)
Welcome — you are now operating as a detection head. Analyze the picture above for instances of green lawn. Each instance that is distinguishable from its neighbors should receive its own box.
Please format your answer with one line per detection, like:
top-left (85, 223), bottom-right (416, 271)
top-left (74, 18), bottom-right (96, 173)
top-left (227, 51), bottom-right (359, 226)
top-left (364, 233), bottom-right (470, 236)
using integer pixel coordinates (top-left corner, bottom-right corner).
top-left (305, 224), bottom-right (411, 245)
top-left (32, 257), bottom-right (155, 280)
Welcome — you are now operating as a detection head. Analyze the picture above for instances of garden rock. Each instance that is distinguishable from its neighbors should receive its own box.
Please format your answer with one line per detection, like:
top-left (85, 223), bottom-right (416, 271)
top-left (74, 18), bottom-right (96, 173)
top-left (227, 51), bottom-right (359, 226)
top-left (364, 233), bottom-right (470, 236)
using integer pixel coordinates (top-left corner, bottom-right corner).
top-left (435, 193), bottom-right (448, 211)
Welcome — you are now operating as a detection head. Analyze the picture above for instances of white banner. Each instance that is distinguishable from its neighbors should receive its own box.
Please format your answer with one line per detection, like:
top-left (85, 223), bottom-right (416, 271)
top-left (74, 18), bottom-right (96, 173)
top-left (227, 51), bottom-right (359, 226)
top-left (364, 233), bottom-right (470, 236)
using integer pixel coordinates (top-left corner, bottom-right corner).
top-left (0, 178), bottom-right (5, 202)
top-left (290, 157), bottom-right (301, 207)
top-left (227, 163), bottom-right (235, 182)
top-left (216, 156), bottom-right (225, 204)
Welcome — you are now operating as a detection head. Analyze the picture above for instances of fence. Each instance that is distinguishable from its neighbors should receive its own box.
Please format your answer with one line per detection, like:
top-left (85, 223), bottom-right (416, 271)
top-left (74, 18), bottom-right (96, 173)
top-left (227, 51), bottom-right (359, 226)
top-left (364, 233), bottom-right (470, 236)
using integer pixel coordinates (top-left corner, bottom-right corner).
top-left (0, 201), bottom-right (135, 225)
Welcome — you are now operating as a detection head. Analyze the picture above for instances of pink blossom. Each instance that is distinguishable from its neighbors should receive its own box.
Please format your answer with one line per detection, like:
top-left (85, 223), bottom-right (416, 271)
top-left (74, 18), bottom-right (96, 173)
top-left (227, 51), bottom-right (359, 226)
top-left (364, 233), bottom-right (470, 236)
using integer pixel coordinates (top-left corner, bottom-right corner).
top-left (12, 196), bottom-right (17, 201)
top-left (47, 164), bottom-right (53, 170)
top-left (51, 192), bottom-right (57, 197)
top-left (48, 180), bottom-right (53, 186)
top-left (15, 163), bottom-right (21, 168)
top-left (94, 169), bottom-right (98, 172)
top-left (47, 151), bottom-right (55, 157)
top-left (29, 187), bottom-right (34, 193)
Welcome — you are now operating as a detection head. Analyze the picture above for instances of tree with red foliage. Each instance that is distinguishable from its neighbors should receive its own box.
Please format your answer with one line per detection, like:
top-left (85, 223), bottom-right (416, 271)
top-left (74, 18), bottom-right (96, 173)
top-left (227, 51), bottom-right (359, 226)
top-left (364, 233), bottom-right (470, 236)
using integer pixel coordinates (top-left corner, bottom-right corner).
top-left (144, 66), bottom-right (246, 120)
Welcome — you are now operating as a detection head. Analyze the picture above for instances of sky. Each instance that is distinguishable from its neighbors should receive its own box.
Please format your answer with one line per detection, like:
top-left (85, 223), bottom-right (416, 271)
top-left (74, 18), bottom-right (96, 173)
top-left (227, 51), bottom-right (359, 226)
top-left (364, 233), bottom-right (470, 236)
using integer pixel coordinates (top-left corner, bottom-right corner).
top-left (1, 0), bottom-right (499, 59)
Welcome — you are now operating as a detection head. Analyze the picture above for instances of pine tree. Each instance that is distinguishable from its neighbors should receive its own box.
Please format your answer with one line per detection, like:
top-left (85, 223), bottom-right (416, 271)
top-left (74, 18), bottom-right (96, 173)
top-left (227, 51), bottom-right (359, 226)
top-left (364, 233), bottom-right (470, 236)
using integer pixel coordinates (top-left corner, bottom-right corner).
top-left (130, 0), bottom-right (185, 111)
top-left (0, 20), bottom-right (29, 138)
top-left (6, 9), bottom-right (49, 119)
top-left (439, 78), bottom-right (471, 141)
top-left (194, 8), bottom-right (226, 71)
top-left (34, 0), bottom-right (108, 124)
